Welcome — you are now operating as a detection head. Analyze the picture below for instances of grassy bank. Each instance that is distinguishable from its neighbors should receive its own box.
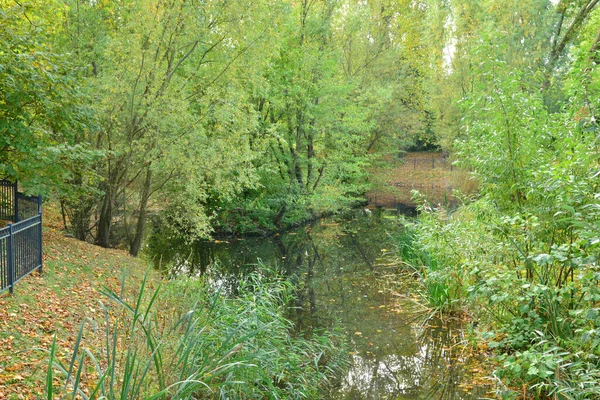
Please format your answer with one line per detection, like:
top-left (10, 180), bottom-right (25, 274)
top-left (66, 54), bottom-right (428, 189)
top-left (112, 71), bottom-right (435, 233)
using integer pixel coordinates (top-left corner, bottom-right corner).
top-left (0, 208), bottom-right (347, 399)
top-left (0, 209), bottom-right (153, 399)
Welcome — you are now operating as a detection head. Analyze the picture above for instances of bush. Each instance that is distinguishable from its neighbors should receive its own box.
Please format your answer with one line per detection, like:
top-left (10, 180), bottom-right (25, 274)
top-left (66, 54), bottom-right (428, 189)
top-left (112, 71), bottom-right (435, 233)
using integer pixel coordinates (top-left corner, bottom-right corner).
top-left (409, 189), bottom-right (600, 398)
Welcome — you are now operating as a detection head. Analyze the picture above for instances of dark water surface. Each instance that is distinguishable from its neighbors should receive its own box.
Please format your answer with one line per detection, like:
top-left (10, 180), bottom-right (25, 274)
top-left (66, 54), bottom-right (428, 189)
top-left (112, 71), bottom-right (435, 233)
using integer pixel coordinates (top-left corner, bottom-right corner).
top-left (147, 210), bottom-right (486, 399)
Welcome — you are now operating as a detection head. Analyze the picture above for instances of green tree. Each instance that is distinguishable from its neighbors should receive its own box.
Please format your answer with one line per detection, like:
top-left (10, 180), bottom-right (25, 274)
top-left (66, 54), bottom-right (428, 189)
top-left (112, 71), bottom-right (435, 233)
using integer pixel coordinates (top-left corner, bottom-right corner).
top-left (0, 4), bottom-right (96, 196)
top-left (55, 0), bottom-right (276, 254)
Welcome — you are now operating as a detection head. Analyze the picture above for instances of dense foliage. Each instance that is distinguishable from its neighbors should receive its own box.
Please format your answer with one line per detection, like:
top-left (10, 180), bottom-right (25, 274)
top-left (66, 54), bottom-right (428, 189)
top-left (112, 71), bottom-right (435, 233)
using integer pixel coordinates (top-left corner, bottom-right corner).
top-left (0, 6), bottom-right (97, 196)
top-left (1, 0), bottom-right (434, 253)
top-left (4, 0), bottom-right (600, 396)
top-left (405, 0), bottom-right (600, 398)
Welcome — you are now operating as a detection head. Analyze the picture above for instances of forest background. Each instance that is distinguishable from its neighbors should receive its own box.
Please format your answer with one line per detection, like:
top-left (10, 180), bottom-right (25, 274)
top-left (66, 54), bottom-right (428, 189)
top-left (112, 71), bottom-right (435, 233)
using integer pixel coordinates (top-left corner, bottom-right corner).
top-left (2, 0), bottom-right (598, 252)
top-left (2, 0), bottom-right (438, 257)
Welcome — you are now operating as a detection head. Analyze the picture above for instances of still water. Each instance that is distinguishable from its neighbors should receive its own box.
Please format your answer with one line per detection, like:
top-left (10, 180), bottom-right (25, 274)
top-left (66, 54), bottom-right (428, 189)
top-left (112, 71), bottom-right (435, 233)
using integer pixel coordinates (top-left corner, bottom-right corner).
top-left (147, 209), bottom-right (486, 399)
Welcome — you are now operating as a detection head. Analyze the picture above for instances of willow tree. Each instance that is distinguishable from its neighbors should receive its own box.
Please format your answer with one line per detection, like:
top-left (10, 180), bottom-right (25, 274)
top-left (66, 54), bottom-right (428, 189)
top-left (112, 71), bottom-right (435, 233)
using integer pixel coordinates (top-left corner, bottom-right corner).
top-left (211, 0), bottom-right (432, 232)
top-left (337, 0), bottom-right (434, 152)
top-left (52, 0), bottom-right (278, 254)
top-left (218, 0), bottom-right (372, 230)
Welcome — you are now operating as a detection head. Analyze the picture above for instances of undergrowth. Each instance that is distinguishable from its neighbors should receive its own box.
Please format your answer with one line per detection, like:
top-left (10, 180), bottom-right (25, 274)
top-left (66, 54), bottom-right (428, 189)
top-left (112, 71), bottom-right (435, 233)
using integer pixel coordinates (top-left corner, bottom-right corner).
top-left (44, 269), bottom-right (348, 399)
top-left (407, 191), bottom-right (600, 398)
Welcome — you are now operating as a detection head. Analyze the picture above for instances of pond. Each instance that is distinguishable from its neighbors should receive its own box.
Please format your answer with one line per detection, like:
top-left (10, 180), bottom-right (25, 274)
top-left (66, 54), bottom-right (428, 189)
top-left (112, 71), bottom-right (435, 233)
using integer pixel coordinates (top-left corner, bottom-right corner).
top-left (146, 209), bottom-right (487, 399)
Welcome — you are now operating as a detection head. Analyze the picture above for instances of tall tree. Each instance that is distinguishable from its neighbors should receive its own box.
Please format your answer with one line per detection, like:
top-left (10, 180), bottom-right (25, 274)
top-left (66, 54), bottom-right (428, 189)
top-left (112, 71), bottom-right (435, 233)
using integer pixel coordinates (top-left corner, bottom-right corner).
top-left (55, 0), bottom-right (276, 253)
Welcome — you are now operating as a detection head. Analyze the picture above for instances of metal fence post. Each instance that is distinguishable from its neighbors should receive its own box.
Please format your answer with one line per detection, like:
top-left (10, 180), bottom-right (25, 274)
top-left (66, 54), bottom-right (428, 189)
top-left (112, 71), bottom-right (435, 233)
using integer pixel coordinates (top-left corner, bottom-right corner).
top-left (13, 182), bottom-right (18, 222)
top-left (38, 196), bottom-right (43, 274)
top-left (7, 223), bottom-right (13, 294)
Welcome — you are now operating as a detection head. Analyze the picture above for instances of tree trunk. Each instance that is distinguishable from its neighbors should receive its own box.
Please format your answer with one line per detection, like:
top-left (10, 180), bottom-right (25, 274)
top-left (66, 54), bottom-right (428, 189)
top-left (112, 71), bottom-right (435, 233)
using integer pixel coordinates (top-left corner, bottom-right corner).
top-left (96, 153), bottom-right (127, 248)
top-left (70, 200), bottom-right (94, 241)
top-left (306, 99), bottom-right (318, 189)
top-left (273, 202), bottom-right (287, 227)
top-left (306, 135), bottom-right (314, 188)
top-left (130, 166), bottom-right (153, 257)
top-left (96, 187), bottom-right (113, 248)
top-left (546, 0), bottom-right (600, 75)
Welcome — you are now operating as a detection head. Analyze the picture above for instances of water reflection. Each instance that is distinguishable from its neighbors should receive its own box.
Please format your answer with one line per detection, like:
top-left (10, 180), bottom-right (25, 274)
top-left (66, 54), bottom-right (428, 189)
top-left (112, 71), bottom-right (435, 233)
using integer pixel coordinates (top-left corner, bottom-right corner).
top-left (334, 316), bottom-right (479, 399)
top-left (146, 210), bottom-right (485, 399)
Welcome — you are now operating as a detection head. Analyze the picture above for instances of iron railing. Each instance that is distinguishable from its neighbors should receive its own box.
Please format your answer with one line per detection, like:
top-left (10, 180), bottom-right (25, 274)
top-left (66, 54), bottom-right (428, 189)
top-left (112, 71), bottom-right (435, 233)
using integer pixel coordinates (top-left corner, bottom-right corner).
top-left (0, 180), bottom-right (42, 294)
top-left (400, 158), bottom-right (454, 170)
top-left (0, 180), bottom-right (17, 221)
top-left (17, 192), bottom-right (42, 221)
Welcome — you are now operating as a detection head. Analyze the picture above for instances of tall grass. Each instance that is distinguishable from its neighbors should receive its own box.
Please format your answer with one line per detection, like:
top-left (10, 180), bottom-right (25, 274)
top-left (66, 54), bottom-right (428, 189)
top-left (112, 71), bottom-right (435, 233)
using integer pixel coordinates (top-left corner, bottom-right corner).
top-left (44, 270), bottom-right (347, 399)
top-left (393, 227), bottom-right (460, 316)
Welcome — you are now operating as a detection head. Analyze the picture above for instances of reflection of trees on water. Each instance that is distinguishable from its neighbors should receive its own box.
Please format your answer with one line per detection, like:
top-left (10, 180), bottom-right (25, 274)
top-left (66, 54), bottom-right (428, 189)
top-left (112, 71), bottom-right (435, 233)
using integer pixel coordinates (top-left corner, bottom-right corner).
top-left (147, 211), bottom-right (480, 399)
top-left (146, 223), bottom-right (258, 295)
top-left (275, 215), bottom-right (476, 399)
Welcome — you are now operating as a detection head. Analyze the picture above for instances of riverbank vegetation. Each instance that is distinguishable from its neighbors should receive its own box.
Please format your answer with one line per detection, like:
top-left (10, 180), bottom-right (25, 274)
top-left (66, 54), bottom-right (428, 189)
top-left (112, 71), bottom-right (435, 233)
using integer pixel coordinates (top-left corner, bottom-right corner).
top-left (367, 151), bottom-right (477, 208)
top-left (400, 1), bottom-right (600, 398)
top-left (46, 273), bottom-right (347, 399)
top-left (0, 210), bottom-right (347, 398)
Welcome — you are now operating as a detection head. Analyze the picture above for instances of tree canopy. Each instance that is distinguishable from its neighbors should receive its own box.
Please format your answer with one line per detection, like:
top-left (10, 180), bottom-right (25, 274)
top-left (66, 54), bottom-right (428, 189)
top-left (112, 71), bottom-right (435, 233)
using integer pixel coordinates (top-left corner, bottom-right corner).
top-left (1, 0), bottom-right (436, 253)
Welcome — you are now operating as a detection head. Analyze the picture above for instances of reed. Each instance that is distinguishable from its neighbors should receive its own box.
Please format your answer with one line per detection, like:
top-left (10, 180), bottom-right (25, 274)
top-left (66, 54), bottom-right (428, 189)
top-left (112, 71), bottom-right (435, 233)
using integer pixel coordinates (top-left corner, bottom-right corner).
top-left (43, 270), bottom-right (347, 399)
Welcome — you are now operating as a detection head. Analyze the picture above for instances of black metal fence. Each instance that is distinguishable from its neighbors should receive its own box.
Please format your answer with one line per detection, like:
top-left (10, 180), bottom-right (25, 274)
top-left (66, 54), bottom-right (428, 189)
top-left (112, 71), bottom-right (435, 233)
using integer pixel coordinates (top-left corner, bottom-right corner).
top-left (0, 180), bottom-right (17, 221)
top-left (401, 157), bottom-right (454, 170)
top-left (0, 180), bottom-right (42, 294)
